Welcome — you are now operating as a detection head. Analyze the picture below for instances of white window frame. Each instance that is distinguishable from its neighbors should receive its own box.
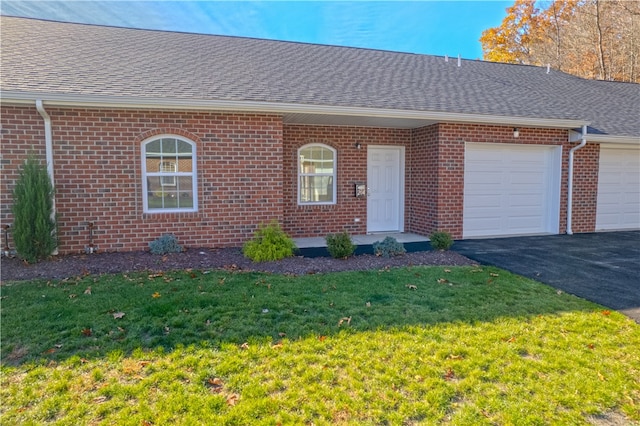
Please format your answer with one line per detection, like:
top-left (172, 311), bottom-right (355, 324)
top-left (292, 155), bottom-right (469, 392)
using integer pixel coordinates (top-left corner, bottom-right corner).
top-left (298, 143), bottom-right (337, 205)
top-left (141, 135), bottom-right (198, 213)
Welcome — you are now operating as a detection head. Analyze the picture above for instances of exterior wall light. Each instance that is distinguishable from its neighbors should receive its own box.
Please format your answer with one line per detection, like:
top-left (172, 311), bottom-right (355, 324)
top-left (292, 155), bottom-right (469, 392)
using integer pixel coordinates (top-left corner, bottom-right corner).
top-left (513, 128), bottom-right (520, 138)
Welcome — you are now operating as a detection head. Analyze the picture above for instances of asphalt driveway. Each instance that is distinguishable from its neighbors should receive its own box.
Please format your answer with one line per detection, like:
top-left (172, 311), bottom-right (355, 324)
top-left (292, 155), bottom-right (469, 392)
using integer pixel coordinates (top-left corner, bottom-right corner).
top-left (453, 231), bottom-right (640, 323)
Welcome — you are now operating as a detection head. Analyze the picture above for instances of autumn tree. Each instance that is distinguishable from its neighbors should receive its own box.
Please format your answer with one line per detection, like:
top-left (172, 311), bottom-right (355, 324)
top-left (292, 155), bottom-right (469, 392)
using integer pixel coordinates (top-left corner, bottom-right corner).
top-left (480, 0), bottom-right (640, 83)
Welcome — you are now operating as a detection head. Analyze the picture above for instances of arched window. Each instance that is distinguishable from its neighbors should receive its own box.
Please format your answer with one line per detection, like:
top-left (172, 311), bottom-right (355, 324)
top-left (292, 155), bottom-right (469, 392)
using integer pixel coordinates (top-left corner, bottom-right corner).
top-left (298, 143), bottom-right (336, 205)
top-left (142, 135), bottom-right (197, 212)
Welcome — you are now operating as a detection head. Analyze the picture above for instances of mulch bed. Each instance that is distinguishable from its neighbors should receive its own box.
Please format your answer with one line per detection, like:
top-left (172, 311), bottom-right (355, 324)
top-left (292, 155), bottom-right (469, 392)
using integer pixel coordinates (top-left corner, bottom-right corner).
top-left (1, 247), bottom-right (475, 282)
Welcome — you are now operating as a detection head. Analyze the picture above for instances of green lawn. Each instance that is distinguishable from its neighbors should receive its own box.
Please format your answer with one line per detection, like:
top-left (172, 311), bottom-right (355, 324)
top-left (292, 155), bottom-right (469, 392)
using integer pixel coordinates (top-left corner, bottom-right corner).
top-left (1, 265), bottom-right (639, 425)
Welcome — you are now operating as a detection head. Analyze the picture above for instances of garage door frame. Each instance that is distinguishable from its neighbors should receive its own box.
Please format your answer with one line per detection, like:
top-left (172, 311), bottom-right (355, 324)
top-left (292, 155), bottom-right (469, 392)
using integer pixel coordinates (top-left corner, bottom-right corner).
top-left (463, 142), bottom-right (562, 238)
top-left (596, 144), bottom-right (640, 231)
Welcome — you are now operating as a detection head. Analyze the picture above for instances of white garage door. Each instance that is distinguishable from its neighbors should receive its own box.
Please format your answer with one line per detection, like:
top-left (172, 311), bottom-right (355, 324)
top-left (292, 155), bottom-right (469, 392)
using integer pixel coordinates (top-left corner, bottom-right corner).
top-left (596, 146), bottom-right (640, 231)
top-left (463, 143), bottom-right (561, 238)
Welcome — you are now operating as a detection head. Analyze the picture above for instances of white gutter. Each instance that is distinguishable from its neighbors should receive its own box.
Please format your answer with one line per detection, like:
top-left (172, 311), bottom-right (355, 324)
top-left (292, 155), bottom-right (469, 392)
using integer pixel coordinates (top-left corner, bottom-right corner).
top-left (567, 125), bottom-right (588, 235)
top-left (2, 91), bottom-right (589, 130)
top-left (35, 100), bottom-right (57, 253)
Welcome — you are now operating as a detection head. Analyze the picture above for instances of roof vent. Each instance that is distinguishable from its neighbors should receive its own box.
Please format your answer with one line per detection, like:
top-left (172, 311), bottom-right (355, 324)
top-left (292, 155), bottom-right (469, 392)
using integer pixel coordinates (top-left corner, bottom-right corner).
top-left (546, 64), bottom-right (550, 74)
top-left (445, 54), bottom-right (449, 63)
top-left (457, 54), bottom-right (461, 67)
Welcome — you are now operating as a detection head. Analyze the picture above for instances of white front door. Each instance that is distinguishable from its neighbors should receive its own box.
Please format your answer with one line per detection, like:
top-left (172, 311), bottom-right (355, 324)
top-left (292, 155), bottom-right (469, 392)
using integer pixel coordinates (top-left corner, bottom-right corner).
top-left (367, 146), bottom-right (404, 233)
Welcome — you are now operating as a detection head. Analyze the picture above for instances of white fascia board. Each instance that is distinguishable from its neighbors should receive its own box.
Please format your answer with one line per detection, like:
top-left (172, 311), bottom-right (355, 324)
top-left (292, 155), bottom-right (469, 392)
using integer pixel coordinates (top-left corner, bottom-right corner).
top-left (1, 91), bottom-right (588, 129)
top-left (586, 134), bottom-right (640, 145)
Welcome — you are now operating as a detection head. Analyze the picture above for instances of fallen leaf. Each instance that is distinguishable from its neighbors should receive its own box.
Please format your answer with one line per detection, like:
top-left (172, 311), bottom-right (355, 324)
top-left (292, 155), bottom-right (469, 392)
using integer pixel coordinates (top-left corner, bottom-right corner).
top-left (366, 302), bottom-right (371, 308)
top-left (338, 316), bottom-right (352, 327)
top-left (81, 328), bottom-right (92, 337)
top-left (240, 342), bottom-right (249, 350)
top-left (490, 273), bottom-right (499, 277)
top-left (318, 335), bottom-right (327, 342)
top-left (557, 290), bottom-right (563, 295)
top-left (207, 377), bottom-right (224, 393)
top-left (148, 273), bottom-right (163, 279)
top-left (113, 312), bottom-right (125, 319)
top-left (84, 287), bottom-right (92, 295)
top-left (152, 292), bottom-right (161, 298)
top-left (447, 354), bottom-right (464, 360)
top-left (68, 294), bottom-right (77, 299)
top-left (406, 284), bottom-right (417, 290)
top-left (602, 310), bottom-right (611, 316)
top-left (444, 368), bottom-right (455, 381)
top-left (226, 393), bottom-right (240, 406)
top-left (436, 278), bottom-right (448, 284)
top-left (278, 332), bottom-right (287, 337)
top-left (587, 343), bottom-right (595, 350)
top-left (271, 341), bottom-right (283, 349)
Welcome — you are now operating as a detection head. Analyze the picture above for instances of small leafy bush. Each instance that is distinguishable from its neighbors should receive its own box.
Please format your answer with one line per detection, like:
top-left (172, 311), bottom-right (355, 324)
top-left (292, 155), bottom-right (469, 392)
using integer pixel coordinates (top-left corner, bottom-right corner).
top-left (373, 236), bottom-right (406, 258)
top-left (430, 231), bottom-right (453, 251)
top-left (12, 155), bottom-right (57, 263)
top-left (243, 221), bottom-right (296, 262)
top-left (325, 231), bottom-right (356, 259)
top-left (149, 233), bottom-right (183, 255)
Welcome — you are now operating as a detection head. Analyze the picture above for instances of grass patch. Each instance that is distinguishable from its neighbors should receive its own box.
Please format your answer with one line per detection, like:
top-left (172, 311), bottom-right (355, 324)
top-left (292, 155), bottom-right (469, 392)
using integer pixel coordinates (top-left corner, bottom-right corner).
top-left (1, 266), bottom-right (639, 424)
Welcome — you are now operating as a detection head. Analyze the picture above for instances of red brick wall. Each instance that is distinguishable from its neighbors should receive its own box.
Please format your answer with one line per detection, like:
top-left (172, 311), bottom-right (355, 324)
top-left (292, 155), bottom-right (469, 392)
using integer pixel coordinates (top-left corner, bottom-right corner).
top-left (409, 124), bottom-right (439, 236)
top-left (1, 106), bottom-right (283, 254)
top-left (421, 124), bottom-right (571, 239)
top-left (570, 143), bottom-right (600, 232)
top-left (1, 105), bottom-right (600, 254)
top-left (282, 125), bottom-right (411, 237)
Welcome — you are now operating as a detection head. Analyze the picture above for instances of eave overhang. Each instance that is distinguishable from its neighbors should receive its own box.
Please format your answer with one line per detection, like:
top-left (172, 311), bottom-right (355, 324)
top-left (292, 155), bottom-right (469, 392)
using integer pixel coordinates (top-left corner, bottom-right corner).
top-left (1, 90), bottom-right (590, 130)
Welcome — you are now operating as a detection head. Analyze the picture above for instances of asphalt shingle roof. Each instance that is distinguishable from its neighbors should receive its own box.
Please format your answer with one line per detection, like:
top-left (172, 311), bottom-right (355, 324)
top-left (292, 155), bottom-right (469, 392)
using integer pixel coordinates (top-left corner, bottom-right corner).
top-left (1, 16), bottom-right (638, 137)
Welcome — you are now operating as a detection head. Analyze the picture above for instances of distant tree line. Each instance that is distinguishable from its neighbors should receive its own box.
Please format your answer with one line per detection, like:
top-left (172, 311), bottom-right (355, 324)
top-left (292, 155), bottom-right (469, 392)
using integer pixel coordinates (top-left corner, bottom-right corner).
top-left (480, 0), bottom-right (640, 82)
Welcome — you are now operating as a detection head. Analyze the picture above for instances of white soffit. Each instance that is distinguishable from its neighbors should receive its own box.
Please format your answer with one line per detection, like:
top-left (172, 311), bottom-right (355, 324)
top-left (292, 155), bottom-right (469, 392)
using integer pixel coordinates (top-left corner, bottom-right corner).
top-left (282, 112), bottom-right (436, 128)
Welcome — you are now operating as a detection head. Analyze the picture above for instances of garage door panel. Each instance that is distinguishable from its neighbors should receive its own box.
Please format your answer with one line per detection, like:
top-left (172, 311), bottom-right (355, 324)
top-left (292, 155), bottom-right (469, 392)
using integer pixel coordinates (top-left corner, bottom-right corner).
top-left (508, 193), bottom-right (544, 208)
top-left (596, 147), bottom-right (640, 231)
top-left (466, 194), bottom-right (501, 208)
top-left (464, 143), bottom-right (561, 238)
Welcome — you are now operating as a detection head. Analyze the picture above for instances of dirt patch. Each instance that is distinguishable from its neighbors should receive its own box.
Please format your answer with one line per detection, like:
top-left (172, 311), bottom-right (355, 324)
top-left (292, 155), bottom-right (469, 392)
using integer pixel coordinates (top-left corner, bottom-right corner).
top-left (1, 248), bottom-right (475, 282)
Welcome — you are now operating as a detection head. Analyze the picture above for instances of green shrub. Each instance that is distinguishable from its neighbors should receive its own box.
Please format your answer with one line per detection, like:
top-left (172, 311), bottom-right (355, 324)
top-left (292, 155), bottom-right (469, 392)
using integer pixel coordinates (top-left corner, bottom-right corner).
top-left (243, 221), bottom-right (296, 262)
top-left (149, 233), bottom-right (183, 255)
top-left (373, 236), bottom-right (406, 258)
top-left (430, 231), bottom-right (454, 251)
top-left (11, 155), bottom-right (57, 263)
top-left (325, 231), bottom-right (356, 259)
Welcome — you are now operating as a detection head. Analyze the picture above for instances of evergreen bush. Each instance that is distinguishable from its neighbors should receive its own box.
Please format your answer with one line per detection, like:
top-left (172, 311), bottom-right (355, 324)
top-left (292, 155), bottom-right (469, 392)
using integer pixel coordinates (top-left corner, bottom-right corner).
top-left (149, 233), bottom-right (183, 255)
top-left (11, 156), bottom-right (57, 263)
top-left (373, 236), bottom-right (406, 257)
top-left (430, 231), bottom-right (454, 251)
top-left (243, 221), bottom-right (297, 262)
top-left (325, 231), bottom-right (356, 259)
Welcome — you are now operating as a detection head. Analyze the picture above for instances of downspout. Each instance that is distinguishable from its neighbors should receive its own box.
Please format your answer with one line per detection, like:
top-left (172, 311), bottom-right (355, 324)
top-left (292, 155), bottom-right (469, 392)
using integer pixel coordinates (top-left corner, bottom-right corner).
top-left (35, 100), bottom-right (58, 254)
top-left (566, 125), bottom-right (587, 235)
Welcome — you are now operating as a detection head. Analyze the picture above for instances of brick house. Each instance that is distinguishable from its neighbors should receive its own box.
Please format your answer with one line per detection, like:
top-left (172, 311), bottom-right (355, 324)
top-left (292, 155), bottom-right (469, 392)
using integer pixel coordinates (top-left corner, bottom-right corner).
top-left (1, 17), bottom-right (639, 254)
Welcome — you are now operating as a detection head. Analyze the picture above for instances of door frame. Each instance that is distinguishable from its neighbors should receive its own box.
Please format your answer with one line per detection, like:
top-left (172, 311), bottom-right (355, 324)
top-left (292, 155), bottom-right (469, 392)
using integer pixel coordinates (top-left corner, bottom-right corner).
top-left (367, 145), bottom-right (405, 233)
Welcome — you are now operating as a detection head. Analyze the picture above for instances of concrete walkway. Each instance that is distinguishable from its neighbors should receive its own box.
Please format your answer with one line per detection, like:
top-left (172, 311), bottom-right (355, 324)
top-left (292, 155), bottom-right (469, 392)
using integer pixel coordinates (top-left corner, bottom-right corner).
top-left (453, 231), bottom-right (640, 323)
top-left (293, 232), bottom-right (429, 248)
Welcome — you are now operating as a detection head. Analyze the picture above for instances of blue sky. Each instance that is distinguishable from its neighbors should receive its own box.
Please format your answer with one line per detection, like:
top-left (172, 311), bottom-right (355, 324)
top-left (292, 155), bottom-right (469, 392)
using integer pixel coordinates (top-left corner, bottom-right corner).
top-left (1, 1), bottom-right (511, 59)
